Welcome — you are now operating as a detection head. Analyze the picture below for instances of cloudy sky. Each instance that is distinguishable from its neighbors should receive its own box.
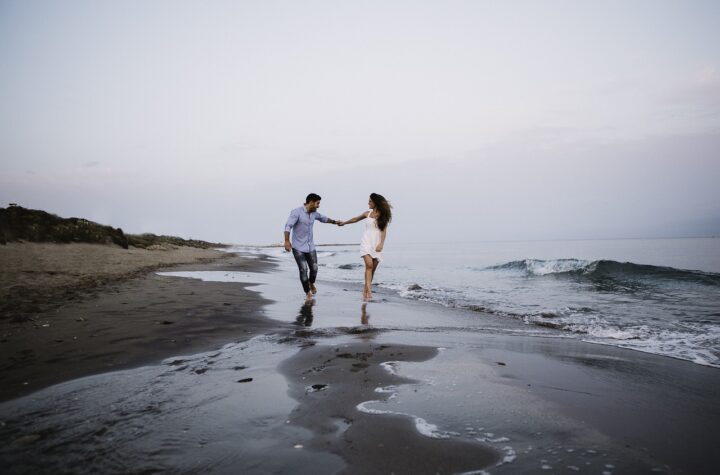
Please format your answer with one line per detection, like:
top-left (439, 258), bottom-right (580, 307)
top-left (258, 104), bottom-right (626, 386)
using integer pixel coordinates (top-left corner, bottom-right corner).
top-left (1, 0), bottom-right (719, 244)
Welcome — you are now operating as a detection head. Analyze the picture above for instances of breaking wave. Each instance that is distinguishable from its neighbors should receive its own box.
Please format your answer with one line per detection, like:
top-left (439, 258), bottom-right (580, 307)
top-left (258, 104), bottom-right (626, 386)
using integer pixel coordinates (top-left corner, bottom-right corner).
top-left (483, 259), bottom-right (720, 285)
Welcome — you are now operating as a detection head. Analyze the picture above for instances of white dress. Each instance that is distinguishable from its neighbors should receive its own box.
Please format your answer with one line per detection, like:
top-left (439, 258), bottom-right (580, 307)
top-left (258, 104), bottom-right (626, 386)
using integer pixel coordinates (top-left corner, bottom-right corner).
top-left (360, 210), bottom-right (383, 261)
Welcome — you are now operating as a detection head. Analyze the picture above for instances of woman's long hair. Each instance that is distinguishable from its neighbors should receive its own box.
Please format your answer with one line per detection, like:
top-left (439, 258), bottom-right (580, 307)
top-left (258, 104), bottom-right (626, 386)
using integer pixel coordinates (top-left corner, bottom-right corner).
top-left (370, 193), bottom-right (392, 231)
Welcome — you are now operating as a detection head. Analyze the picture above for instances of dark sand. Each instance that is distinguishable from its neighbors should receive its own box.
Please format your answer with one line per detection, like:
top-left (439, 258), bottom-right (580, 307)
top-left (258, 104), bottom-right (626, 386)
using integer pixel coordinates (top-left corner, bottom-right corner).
top-left (251, 267), bottom-right (720, 474)
top-left (1, 248), bottom-right (719, 474)
top-left (0, 244), bottom-right (278, 401)
top-left (279, 342), bottom-right (500, 474)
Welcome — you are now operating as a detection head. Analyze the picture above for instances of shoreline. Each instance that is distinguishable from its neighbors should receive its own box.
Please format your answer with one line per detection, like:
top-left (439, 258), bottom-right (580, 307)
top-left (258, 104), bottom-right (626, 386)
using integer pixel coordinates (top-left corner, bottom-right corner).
top-left (143, 256), bottom-right (720, 473)
top-left (1, 248), bottom-right (719, 473)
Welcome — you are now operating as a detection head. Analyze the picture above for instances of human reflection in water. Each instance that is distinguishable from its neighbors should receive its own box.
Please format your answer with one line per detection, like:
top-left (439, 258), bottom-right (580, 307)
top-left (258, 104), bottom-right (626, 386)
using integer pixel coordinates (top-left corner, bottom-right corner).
top-left (361, 302), bottom-right (370, 325)
top-left (295, 300), bottom-right (315, 327)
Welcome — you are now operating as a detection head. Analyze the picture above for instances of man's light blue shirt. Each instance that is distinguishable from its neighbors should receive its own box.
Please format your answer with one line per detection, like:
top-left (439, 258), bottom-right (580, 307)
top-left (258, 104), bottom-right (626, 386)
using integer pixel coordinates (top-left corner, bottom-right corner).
top-left (284, 206), bottom-right (330, 253)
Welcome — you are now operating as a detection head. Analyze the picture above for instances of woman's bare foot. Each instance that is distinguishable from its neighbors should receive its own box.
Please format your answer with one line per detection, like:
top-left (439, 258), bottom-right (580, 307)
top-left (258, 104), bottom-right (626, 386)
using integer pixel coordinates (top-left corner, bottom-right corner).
top-left (305, 292), bottom-right (313, 302)
top-left (310, 283), bottom-right (317, 294)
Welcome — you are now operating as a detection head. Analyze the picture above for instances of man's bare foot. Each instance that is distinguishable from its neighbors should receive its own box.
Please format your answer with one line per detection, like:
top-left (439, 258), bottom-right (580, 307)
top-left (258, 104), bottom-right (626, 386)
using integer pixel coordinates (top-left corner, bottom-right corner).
top-left (310, 283), bottom-right (317, 295)
top-left (305, 292), bottom-right (313, 302)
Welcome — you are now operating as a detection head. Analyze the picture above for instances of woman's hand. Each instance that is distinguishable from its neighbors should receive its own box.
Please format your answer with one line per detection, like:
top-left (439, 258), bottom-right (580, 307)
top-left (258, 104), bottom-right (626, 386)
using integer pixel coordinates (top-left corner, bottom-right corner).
top-left (337, 221), bottom-right (345, 227)
top-left (375, 244), bottom-right (383, 252)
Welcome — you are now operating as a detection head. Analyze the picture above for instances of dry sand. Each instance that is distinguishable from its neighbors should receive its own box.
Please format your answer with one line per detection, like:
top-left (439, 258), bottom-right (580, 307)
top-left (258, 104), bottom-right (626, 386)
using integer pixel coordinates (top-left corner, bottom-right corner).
top-left (0, 242), bottom-right (230, 320)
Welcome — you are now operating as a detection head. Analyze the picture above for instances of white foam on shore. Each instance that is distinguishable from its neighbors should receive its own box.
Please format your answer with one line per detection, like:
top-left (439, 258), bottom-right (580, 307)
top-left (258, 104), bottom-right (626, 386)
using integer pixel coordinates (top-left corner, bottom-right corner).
top-left (380, 361), bottom-right (401, 376)
top-left (525, 313), bottom-right (720, 368)
top-left (472, 437), bottom-right (515, 467)
top-left (355, 399), bottom-right (452, 439)
top-left (360, 362), bottom-right (455, 440)
top-left (500, 445), bottom-right (517, 465)
top-left (415, 417), bottom-right (448, 438)
top-left (476, 436), bottom-right (510, 443)
top-left (374, 385), bottom-right (399, 394)
top-left (355, 400), bottom-right (389, 415)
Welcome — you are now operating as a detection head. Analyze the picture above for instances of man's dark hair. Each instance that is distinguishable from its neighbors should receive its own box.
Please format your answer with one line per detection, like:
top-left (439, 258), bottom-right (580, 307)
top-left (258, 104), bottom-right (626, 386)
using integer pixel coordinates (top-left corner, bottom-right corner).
top-left (305, 193), bottom-right (322, 203)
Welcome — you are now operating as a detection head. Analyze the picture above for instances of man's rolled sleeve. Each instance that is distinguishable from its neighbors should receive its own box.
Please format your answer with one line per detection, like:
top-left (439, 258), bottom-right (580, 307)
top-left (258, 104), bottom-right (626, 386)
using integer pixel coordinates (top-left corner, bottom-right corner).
top-left (285, 209), bottom-right (299, 232)
top-left (316, 213), bottom-right (330, 223)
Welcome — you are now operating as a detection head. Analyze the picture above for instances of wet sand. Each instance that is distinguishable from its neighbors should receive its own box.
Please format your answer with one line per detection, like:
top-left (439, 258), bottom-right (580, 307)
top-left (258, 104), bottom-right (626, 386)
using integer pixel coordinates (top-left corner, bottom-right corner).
top-left (0, 244), bottom-right (277, 401)
top-left (279, 341), bottom-right (499, 474)
top-left (1, 250), bottom-right (719, 474)
top-left (168, 261), bottom-right (720, 474)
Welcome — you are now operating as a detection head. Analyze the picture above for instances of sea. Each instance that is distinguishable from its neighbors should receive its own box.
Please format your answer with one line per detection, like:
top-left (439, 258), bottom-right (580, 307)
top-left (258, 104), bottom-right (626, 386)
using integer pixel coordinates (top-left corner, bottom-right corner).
top-left (240, 238), bottom-right (720, 368)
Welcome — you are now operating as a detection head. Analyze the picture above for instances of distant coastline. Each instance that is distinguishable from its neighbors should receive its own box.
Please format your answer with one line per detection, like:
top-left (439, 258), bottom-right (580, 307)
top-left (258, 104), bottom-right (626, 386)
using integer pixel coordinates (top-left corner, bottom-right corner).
top-left (0, 205), bottom-right (233, 323)
top-left (0, 204), bottom-right (224, 249)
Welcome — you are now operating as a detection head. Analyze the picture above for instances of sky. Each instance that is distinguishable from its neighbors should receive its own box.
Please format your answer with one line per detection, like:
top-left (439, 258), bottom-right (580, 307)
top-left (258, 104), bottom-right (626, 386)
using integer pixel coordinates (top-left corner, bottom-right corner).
top-left (1, 0), bottom-right (719, 244)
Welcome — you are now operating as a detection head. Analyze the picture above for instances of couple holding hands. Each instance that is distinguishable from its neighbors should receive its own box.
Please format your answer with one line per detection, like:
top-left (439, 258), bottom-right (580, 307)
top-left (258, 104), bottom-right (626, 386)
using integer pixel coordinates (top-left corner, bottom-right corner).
top-left (283, 193), bottom-right (392, 301)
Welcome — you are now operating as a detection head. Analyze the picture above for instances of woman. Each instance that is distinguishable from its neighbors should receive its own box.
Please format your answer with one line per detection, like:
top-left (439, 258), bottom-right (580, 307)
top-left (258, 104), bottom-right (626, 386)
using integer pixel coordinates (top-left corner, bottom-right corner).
top-left (338, 193), bottom-right (392, 299)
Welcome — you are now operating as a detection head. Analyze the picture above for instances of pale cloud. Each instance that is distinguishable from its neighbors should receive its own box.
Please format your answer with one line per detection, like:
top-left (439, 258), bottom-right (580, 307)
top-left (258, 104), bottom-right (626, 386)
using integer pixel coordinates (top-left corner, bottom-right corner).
top-left (697, 66), bottom-right (720, 85)
top-left (1, 0), bottom-right (719, 242)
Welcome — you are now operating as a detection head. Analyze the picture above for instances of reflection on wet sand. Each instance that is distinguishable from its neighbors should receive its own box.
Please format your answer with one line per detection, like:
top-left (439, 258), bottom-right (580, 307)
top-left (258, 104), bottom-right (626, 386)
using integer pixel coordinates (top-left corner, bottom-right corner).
top-left (294, 301), bottom-right (373, 328)
top-left (361, 302), bottom-right (369, 325)
top-left (295, 300), bottom-right (315, 326)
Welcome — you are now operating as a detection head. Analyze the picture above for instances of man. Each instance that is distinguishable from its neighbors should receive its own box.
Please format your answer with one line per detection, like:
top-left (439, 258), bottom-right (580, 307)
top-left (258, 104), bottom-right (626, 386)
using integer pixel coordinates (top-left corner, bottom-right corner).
top-left (284, 193), bottom-right (340, 301)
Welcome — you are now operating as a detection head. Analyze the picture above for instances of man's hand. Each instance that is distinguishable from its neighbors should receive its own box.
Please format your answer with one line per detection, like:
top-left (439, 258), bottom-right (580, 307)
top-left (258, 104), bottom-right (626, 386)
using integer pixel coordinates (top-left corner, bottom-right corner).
top-left (284, 241), bottom-right (292, 252)
top-left (337, 221), bottom-right (345, 227)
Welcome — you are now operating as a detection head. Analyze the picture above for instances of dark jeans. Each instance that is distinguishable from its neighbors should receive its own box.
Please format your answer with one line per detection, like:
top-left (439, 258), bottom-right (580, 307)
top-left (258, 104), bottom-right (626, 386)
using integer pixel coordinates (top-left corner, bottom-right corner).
top-left (292, 248), bottom-right (318, 294)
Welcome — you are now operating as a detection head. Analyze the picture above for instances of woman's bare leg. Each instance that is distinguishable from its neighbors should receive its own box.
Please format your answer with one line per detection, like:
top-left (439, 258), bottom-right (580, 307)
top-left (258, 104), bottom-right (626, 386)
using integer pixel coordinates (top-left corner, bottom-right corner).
top-left (362, 255), bottom-right (374, 299)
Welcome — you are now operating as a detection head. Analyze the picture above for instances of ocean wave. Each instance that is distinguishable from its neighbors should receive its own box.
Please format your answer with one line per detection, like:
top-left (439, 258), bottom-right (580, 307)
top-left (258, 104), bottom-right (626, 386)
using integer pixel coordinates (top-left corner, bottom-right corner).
top-left (484, 258), bottom-right (592, 275)
top-left (522, 312), bottom-right (720, 367)
top-left (394, 283), bottom-right (720, 367)
top-left (397, 285), bottom-right (526, 321)
top-left (483, 259), bottom-right (720, 285)
top-left (586, 324), bottom-right (720, 368)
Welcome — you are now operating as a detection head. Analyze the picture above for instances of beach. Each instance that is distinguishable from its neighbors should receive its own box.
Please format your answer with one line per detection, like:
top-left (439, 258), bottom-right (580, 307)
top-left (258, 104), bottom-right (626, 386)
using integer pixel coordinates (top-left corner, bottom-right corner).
top-left (1, 245), bottom-right (719, 474)
top-left (3, 1), bottom-right (719, 472)
top-left (0, 242), bottom-right (233, 321)
top-left (0, 243), bottom-right (274, 401)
